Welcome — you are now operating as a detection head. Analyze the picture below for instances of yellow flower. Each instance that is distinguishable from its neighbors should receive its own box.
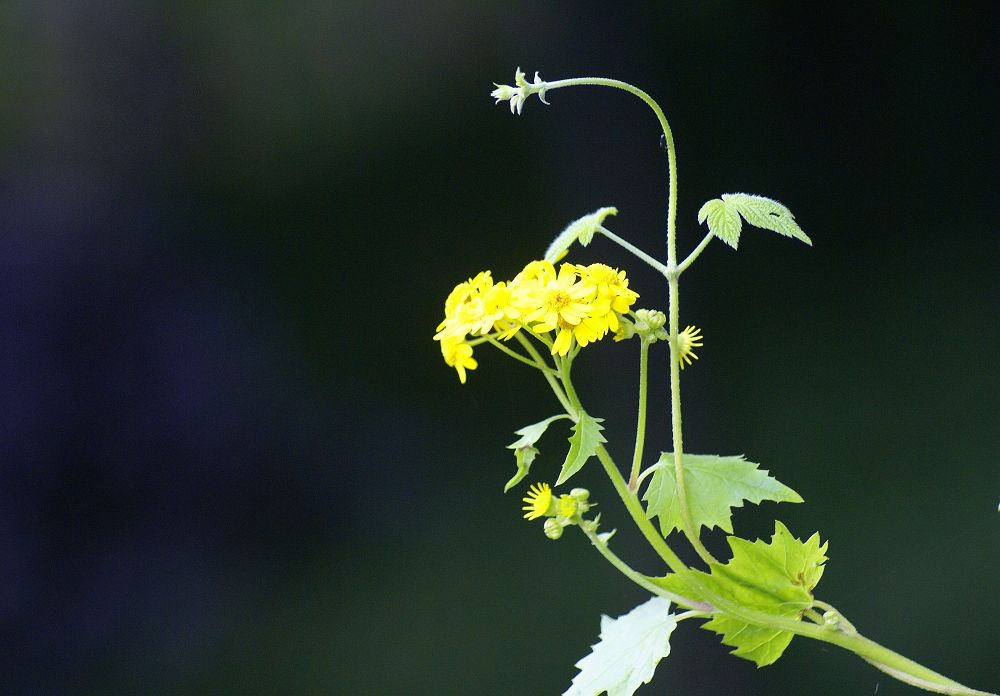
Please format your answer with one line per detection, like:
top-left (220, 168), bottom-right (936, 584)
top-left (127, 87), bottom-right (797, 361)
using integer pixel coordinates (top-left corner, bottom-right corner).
top-left (573, 262), bottom-right (640, 339)
top-left (677, 325), bottom-right (703, 369)
top-left (524, 264), bottom-right (594, 328)
top-left (557, 494), bottom-right (578, 518)
top-left (440, 335), bottom-right (478, 384)
top-left (522, 482), bottom-right (554, 520)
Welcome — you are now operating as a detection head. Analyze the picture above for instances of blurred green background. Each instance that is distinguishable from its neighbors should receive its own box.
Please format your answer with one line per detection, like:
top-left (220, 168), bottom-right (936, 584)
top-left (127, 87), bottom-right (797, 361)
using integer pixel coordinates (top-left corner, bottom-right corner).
top-left (1, 2), bottom-right (997, 694)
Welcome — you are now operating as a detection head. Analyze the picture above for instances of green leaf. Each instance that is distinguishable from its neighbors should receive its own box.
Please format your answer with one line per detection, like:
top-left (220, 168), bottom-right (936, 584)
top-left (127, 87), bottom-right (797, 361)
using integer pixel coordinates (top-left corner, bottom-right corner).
top-left (656, 521), bottom-right (828, 667)
top-left (545, 207), bottom-right (618, 262)
top-left (721, 193), bottom-right (811, 246)
top-left (564, 597), bottom-right (677, 696)
top-left (697, 198), bottom-right (742, 249)
top-left (642, 453), bottom-right (803, 535)
top-left (556, 411), bottom-right (606, 486)
top-left (504, 447), bottom-right (538, 493)
top-left (504, 415), bottom-right (571, 492)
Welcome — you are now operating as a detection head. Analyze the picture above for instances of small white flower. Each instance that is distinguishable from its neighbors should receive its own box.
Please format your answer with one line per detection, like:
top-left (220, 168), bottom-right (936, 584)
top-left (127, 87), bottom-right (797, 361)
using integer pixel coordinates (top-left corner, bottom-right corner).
top-left (490, 67), bottom-right (549, 116)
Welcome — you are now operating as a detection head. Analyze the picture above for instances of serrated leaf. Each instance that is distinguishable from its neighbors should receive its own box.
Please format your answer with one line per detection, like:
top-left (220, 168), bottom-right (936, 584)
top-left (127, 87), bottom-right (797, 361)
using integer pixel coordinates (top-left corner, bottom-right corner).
top-left (504, 415), bottom-right (571, 492)
top-left (555, 411), bottom-right (606, 486)
top-left (696, 198), bottom-right (742, 249)
top-left (655, 521), bottom-right (828, 667)
top-left (642, 453), bottom-right (803, 535)
top-left (545, 207), bottom-right (618, 262)
top-left (722, 193), bottom-right (811, 246)
top-left (564, 597), bottom-right (677, 696)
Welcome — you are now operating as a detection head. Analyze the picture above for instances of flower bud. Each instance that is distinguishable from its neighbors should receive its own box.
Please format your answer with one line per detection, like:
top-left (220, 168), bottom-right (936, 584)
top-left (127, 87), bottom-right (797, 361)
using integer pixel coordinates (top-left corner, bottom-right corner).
top-left (543, 518), bottom-right (564, 540)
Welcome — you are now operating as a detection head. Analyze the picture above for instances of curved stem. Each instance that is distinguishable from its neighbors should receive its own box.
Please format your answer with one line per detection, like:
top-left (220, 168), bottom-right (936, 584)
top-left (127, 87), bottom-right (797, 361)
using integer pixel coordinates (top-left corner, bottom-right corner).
top-left (541, 78), bottom-right (678, 246)
top-left (579, 525), bottom-right (708, 610)
top-left (628, 339), bottom-right (651, 490)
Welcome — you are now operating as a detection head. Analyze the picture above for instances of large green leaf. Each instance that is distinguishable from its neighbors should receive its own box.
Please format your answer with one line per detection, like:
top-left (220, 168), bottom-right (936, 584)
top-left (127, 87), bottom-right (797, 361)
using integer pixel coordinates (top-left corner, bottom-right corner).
top-left (504, 415), bottom-right (571, 492)
top-left (697, 198), bottom-right (742, 249)
top-left (722, 193), bottom-right (811, 246)
top-left (564, 597), bottom-right (677, 696)
top-left (656, 521), bottom-right (828, 667)
top-left (642, 453), bottom-right (802, 535)
top-left (555, 411), bottom-right (606, 486)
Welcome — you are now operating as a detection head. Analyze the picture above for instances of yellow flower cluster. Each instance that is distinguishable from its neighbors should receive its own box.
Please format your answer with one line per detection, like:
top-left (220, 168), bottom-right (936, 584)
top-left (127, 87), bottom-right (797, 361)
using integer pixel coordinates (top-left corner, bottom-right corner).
top-left (433, 260), bottom-right (639, 383)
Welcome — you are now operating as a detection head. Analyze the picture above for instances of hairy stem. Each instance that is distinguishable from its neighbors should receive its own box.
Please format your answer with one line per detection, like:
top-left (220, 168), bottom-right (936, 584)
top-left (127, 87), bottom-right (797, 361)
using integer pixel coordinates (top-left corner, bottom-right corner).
top-left (597, 226), bottom-right (671, 278)
top-left (677, 231), bottom-right (714, 275)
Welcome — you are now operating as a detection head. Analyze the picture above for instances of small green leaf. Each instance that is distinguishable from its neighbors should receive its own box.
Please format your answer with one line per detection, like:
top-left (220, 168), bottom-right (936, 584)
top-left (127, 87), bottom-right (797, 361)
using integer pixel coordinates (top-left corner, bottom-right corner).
top-left (504, 415), bottom-right (571, 492)
top-left (721, 193), bottom-right (811, 246)
top-left (564, 597), bottom-right (677, 696)
top-left (656, 521), bottom-right (828, 667)
top-left (504, 446), bottom-right (538, 492)
top-left (642, 453), bottom-right (803, 535)
top-left (556, 411), bottom-right (606, 486)
top-left (697, 198), bottom-right (742, 249)
top-left (545, 207), bottom-right (618, 262)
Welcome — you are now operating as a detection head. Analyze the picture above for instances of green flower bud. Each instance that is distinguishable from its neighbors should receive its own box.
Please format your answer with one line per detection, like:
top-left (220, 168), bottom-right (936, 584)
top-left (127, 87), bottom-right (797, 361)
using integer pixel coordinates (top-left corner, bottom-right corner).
top-left (543, 518), bottom-right (564, 540)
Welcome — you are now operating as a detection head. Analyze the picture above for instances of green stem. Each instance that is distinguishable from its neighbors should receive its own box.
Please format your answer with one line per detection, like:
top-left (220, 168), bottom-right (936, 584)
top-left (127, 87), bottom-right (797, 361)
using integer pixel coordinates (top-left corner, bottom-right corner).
top-left (557, 356), bottom-right (584, 416)
top-left (486, 337), bottom-right (558, 375)
top-left (514, 332), bottom-right (575, 417)
top-left (628, 339), bottom-right (651, 490)
top-left (594, 444), bottom-right (689, 575)
top-left (579, 525), bottom-right (707, 610)
top-left (597, 226), bottom-right (670, 278)
top-left (677, 231), bottom-right (714, 275)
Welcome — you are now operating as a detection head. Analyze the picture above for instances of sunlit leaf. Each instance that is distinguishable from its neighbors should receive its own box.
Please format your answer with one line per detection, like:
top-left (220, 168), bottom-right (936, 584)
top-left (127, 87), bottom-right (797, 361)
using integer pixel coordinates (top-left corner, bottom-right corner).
top-left (564, 597), bottom-right (677, 696)
top-left (697, 198), bottom-right (742, 249)
top-left (722, 193), bottom-right (811, 246)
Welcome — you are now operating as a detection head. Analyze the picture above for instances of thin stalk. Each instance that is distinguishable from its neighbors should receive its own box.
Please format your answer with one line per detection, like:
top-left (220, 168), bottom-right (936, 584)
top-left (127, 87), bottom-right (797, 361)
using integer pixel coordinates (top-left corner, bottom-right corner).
top-left (677, 231), bottom-right (714, 275)
top-left (486, 337), bottom-right (558, 375)
top-left (597, 226), bottom-right (670, 278)
top-left (557, 356), bottom-right (584, 416)
top-left (579, 526), bottom-right (706, 610)
top-left (514, 332), bottom-right (575, 417)
top-left (628, 339), bottom-right (651, 490)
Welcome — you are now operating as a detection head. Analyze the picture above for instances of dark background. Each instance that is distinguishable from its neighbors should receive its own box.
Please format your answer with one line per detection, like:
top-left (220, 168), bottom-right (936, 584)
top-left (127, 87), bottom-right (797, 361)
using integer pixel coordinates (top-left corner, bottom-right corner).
top-left (2, 2), bottom-right (998, 694)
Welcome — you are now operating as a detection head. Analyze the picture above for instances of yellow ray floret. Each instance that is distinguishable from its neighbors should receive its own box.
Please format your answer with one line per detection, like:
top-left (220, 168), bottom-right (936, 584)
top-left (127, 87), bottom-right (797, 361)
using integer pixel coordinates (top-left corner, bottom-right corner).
top-left (522, 482), bottom-right (554, 520)
top-left (677, 325), bottom-right (703, 369)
